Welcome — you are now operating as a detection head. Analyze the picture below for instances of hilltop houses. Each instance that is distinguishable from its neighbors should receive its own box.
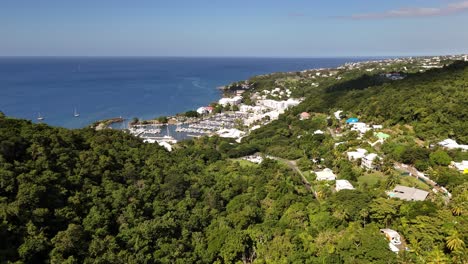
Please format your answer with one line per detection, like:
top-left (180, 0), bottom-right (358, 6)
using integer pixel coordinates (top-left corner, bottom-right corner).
top-left (350, 122), bottom-right (372, 134)
top-left (361, 153), bottom-right (379, 170)
top-left (380, 229), bottom-right (402, 245)
top-left (375, 132), bottom-right (390, 140)
top-left (314, 168), bottom-right (337, 181)
top-left (334, 110), bottom-right (343, 120)
top-left (438, 139), bottom-right (468, 151)
top-left (347, 149), bottom-right (380, 170)
top-left (335, 179), bottom-right (355, 191)
top-left (451, 160), bottom-right (468, 174)
top-left (380, 229), bottom-right (403, 253)
top-left (347, 148), bottom-right (368, 161)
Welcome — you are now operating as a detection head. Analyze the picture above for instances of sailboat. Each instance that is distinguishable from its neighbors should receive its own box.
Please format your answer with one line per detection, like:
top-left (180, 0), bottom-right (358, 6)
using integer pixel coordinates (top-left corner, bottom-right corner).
top-left (37, 112), bottom-right (45, 121)
top-left (163, 124), bottom-right (177, 143)
top-left (74, 108), bottom-right (80, 117)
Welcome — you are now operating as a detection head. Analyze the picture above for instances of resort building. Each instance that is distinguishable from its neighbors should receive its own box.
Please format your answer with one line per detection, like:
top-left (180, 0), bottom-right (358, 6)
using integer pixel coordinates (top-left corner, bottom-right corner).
top-left (219, 96), bottom-right (243, 106)
top-left (257, 98), bottom-right (301, 111)
top-left (239, 105), bottom-right (265, 114)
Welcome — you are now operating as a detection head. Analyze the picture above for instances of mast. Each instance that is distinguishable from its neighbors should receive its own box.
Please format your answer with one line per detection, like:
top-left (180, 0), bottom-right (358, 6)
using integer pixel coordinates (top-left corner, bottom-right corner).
top-left (37, 112), bottom-right (44, 121)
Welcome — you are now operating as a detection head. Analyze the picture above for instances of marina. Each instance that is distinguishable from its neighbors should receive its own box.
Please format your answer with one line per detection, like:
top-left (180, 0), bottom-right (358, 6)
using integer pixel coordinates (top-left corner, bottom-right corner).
top-left (123, 112), bottom-right (248, 144)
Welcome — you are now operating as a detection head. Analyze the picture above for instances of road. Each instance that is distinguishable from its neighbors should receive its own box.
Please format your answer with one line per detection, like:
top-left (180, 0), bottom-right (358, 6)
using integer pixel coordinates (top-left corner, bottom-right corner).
top-left (267, 155), bottom-right (318, 199)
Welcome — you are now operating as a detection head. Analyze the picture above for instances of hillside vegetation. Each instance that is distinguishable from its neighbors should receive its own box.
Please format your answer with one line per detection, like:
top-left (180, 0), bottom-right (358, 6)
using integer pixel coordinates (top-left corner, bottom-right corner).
top-left (296, 61), bottom-right (468, 143)
top-left (1, 62), bottom-right (467, 263)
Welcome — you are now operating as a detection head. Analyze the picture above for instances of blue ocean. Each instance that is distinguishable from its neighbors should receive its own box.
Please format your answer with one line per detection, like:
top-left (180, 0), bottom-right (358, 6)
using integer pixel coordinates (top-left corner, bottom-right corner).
top-left (0, 57), bottom-right (370, 128)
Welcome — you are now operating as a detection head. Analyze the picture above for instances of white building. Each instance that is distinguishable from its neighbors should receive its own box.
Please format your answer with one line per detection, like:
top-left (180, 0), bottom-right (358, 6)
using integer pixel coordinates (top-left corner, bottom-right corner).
top-left (239, 105), bottom-right (265, 114)
top-left (257, 98), bottom-right (301, 111)
top-left (347, 148), bottom-right (368, 161)
top-left (334, 110), bottom-right (343, 120)
top-left (335, 180), bottom-right (355, 191)
top-left (438, 139), bottom-right (468, 151)
top-left (158, 141), bottom-right (173, 152)
top-left (380, 229), bottom-right (402, 245)
top-left (452, 160), bottom-right (468, 173)
top-left (197, 107), bottom-right (209, 115)
top-left (242, 155), bottom-right (263, 164)
top-left (219, 96), bottom-right (243, 106)
top-left (143, 139), bottom-right (173, 152)
top-left (263, 110), bottom-right (281, 120)
top-left (216, 128), bottom-right (245, 139)
top-left (350, 122), bottom-right (371, 134)
top-left (314, 168), bottom-right (337, 181)
top-left (361, 153), bottom-right (379, 170)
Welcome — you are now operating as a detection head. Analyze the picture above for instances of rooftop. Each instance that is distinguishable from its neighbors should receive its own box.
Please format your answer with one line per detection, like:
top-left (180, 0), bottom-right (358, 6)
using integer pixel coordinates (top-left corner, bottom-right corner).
top-left (335, 179), bottom-right (355, 191)
top-left (387, 185), bottom-right (429, 201)
top-left (315, 168), bottom-right (337, 181)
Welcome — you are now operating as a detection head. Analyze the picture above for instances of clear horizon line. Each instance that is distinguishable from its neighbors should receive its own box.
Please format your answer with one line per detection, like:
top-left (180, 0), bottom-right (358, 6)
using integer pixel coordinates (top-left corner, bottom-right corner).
top-left (0, 53), bottom-right (466, 59)
top-left (0, 55), bottom-right (395, 58)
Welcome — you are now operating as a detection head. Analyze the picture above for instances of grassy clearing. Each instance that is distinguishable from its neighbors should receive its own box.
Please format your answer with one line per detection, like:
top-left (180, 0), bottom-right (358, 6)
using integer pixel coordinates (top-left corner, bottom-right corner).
top-left (358, 172), bottom-right (385, 187)
top-left (302, 170), bottom-right (316, 182)
top-left (399, 175), bottom-right (432, 191)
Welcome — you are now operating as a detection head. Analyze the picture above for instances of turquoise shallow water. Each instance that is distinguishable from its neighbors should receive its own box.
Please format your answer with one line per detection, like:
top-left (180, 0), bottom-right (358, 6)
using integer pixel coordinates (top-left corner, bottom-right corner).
top-left (0, 57), bottom-right (370, 128)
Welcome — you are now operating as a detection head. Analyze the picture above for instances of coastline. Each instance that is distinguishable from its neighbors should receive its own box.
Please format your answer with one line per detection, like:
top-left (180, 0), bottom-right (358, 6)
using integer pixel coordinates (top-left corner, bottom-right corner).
top-left (115, 54), bottom-right (468, 144)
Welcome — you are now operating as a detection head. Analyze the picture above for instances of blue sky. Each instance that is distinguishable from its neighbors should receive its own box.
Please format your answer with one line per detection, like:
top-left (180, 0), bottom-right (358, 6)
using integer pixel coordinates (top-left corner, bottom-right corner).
top-left (1, 0), bottom-right (468, 57)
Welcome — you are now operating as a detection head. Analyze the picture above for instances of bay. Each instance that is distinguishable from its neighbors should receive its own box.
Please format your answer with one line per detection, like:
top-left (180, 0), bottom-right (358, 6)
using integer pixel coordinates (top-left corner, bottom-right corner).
top-left (0, 57), bottom-right (371, 128)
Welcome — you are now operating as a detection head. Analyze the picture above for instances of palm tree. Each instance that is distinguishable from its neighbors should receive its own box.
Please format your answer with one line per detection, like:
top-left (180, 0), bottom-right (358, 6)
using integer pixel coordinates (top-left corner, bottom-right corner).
top-left (385, 173), bottom-right (400, 189)
top-left (450, 190), bottom-right (466, 216)
top-left (446, 231), bottom-right (465, 252)
top-left (451, 204), bottom-right (463, 216)
top-left (333, 208), bottom-right (349, 222)
top-left (426, 248), bottom-right (449, 264)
